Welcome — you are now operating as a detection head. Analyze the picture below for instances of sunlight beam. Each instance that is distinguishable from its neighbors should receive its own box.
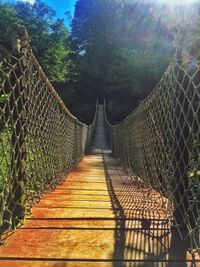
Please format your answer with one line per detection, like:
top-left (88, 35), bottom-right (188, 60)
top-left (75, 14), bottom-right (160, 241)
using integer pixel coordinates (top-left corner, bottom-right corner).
top-left (19, 0), bottom-right (35, 5)
top-left (157, 0), bottom-right (197, 5)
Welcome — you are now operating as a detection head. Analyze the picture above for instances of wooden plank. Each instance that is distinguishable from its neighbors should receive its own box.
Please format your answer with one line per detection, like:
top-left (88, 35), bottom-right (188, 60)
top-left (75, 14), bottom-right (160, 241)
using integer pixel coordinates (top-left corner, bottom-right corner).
top-left (22, 218), bottom-right (171, 230)
top-left (0, 261), bottom-right (113, 267)
top-left (0, 151), bottom-right (196, 264)
top-left (35, 200), bottom-right (112, 209)
top-left (0, 229), bottom-right (115, 259)
top-left (40, 195), bottom-right (111, 202)
top-left (0, 227), bottom-right (191, 261)
top-left (30, 207), bottom-right (115, 219)
top-left (21, 219), bottom-right (117, 229)
top-left (0, 261), bottom-right (197, 267)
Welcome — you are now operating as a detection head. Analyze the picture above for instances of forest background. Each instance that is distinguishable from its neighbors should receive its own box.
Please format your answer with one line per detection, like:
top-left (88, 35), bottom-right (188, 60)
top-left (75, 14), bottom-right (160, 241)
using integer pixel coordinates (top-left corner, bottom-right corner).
top-left (0, 0), bottom-right (199, 123)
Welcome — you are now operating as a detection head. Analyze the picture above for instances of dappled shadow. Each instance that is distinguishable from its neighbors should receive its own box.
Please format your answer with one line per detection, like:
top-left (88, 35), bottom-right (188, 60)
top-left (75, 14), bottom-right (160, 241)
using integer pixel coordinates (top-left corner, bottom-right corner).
top-left (103, 152), bottom-right (190, 267)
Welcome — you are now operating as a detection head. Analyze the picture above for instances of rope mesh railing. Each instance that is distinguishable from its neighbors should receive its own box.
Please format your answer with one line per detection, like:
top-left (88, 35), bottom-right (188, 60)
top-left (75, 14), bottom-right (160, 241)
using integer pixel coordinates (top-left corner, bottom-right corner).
top-left (86, 99), bottom-right (98, 153)
top-left (103, 99), bottom-right (113, 150)
top-left (0, 25), bottom-right (88, 243)
top-left (105, 25), bottom-right (200, 249)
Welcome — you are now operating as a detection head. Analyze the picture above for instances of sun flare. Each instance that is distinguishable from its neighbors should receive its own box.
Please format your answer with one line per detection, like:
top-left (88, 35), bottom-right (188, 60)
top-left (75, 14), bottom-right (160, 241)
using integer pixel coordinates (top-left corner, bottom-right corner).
top-left (158, 0), bottom-right (197, 5)
top-left (20, 0), bottom-right (35, 4)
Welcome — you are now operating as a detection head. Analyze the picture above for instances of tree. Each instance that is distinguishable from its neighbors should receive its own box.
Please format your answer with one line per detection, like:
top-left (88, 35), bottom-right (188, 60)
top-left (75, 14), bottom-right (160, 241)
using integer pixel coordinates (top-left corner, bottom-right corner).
top-left (13, 0), bottom-right (70, 83)
top-left (69, 0), bottom-right (173, 122)
top-left (0, 4), bottom-right (22, 37)
top-left (0, 1), bottom-right (71, 83)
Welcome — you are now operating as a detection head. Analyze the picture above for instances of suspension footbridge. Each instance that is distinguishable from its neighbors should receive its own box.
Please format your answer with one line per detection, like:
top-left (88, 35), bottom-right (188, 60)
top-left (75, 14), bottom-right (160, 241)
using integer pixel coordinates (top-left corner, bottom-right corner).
top-left (0, 25), bottom-right (199, 266)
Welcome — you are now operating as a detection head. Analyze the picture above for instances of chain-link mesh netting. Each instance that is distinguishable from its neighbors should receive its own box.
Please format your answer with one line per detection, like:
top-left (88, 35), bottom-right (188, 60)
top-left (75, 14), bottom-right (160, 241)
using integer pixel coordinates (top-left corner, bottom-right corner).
top-left (106, 25), bottom-right (200, 249)
top-left (0, 36), bottom-right (88, 243)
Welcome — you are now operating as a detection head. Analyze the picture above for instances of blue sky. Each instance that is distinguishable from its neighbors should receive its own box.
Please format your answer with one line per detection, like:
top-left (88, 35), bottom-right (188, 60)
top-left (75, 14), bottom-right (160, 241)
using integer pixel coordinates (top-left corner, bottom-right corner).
top-left (43, 0), bottom-right (77, 27)
top-left (44, 0), bottom-right (76, 19)
top-left (1, 0), bottom-right (77, 27)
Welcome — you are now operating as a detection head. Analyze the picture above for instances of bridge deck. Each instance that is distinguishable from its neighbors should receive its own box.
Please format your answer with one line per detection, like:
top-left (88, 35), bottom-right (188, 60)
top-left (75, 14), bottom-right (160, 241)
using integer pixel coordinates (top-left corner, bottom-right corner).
top-left (0, 106), bottom-right (198, 266)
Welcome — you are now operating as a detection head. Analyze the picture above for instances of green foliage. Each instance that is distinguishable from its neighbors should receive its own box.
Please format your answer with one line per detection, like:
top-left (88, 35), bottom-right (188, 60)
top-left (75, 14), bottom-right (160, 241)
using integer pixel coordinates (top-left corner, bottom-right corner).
top-left (0, 94), bottom-right (10, 103)
top-left (14, 0), bottom-right (71, 83)
top-left (0, 3), bottom-right (22, 36)
top-left (69, 0), bottom-right (174, 122)
top-left (0, 1), bottom-right (71, 83)
top-left (43, 43), bottom-right (68, 82)
top-left (0, 130), bottom-right (10, 193)
top-left (1, 0), bottom-right (199, 124)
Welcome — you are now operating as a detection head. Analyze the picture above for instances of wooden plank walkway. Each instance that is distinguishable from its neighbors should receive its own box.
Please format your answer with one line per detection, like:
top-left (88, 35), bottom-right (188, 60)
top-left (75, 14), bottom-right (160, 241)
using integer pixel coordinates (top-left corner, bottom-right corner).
top-left (0, 106), bottom-right (199, 266)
